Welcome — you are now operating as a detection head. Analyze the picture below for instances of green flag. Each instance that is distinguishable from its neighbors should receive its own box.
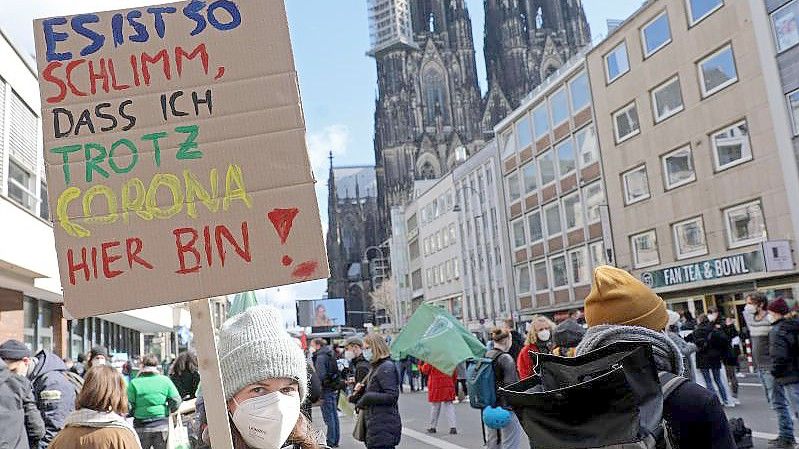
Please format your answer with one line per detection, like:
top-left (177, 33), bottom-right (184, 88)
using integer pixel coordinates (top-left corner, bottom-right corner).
top-left (390, 303), bottom-right (486, 374)
top-left (228, 291), bottom-right (259, 318)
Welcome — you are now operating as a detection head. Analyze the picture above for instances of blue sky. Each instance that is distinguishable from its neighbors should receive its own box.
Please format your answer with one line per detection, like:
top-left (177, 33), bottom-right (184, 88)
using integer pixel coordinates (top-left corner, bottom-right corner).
top-left (1, 1), bottom-right (643, 309)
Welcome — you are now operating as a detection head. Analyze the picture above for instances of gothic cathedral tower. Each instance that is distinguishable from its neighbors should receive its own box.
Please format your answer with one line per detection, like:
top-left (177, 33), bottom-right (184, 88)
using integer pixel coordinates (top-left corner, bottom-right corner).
top-left (482, 0), bottom-right (591, 129)
top-left (368, 0), bottom-right (485, 237)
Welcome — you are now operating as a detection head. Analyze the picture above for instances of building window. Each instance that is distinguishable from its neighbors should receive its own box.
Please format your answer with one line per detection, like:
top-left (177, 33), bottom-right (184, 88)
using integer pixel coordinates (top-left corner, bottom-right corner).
top-left (631, 230), bottom-right (660, 268)
top-left (772, 1), bottom-right (799, 52)
top-left (787, 89), bottom-right (799, 135)
top-left (562, 192), bottom-right (583, 231)
top-left (528, 209), bottom-right (543, 243)
top-left (453, 258), bottom-right (460, 279)
top-left (613, 102), bottom-right (640, 143)
top-left (698, 44), bottom-right (737, 97)
top-left (569, 71), bottom-right (591, 112)
top-left (533, 104), bottom-right (550, 139)
top-left (516, 264), bottom-right (531, 295)
top-left (686, 0), bottom-right (723, 25)
top-left (651, 76), bottom-right (684, 122)
top-left (534, 260), bottom-right (549, 291)
top-left (576, 125), bottom-right (598, 167)
top-left (583, 181), bottom-right (604, 224)
top-left (39, 183), bottom-right (49, 221)
top-left (544, 202), bottom-right (562, 238)
top-left (507, 172), bottom-right (521, 202)
top-left (551, 254), bottom-right (568, 288)
top-left (512, 218), bottom-right (526, 249)
top-left (711, 120), bottom-right (752, 171)
top-left (569, 247), bottom-right (589, 285)
top-left (622, 165), bottom-right (650, 205)
top-left (538, 150), bottom-right (556, 185)
top-left (550, 88), bottom-right (569, 126)
top-left (605, 42), bottom-right (630, 83)
top-left (673, 216), bottom-right (708, 259)
top-left (642, 11), bottom-right (672, 57)
top-left (501, 130), bottom-right (515, 157)
top-left (516, 115), bottom-right (533, 150)
top-left (724, 200), bottom-right (767, 248)
top-left (7, 160), bottom-right (36, 211)
top-left (522, 161), bottom-right (537, 194)
top-left (557, 138), bottom-right (576, 177)
top-left (589, 241), bottom-right (605, 267)
top-left (662, 146), bottom-right (696, 190)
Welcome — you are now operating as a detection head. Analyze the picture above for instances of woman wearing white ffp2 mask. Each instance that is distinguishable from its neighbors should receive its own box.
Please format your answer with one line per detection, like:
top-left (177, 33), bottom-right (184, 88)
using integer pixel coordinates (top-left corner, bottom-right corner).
top-left (217, 306), bottom-right (325, 449)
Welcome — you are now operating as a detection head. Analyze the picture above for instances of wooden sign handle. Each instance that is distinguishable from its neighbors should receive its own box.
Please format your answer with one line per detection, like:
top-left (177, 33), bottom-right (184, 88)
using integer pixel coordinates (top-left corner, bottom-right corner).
top-left (189, 299), bottom-right (234, 449)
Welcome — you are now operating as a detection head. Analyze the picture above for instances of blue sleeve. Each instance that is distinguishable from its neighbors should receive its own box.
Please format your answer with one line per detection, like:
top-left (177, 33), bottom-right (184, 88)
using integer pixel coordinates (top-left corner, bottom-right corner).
top-left (35, 373), bottom-right (76, 448)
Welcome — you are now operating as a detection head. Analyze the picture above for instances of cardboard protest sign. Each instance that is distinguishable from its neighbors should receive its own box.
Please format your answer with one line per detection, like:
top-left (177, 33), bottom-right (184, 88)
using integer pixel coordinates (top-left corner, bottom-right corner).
top-left (34, 0), bottom-right (328, 318)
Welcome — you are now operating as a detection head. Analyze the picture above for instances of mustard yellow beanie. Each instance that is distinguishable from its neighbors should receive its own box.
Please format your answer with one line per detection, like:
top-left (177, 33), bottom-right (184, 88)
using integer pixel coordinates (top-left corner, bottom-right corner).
top-left (584, 265), bottom-right (668, 331)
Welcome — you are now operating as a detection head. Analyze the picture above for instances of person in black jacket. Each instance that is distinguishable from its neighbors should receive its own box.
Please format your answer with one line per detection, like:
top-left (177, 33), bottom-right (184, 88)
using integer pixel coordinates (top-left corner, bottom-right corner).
top-left (311, 338), bottom-right (341, 447)
top-left (352, 334), bottom-right (401, 449)
top-left (691, 311), bottom-right (733, 407)
top-left (345, 337), bottom-right (371, 386)
top-left (169, 351), bottom-right (200, 400)
top-left (577, 265), bottom-right (735, 449)
top-left (0, 350), bottom-right (45, 449)
top-left (767, 298), bottom-right (799, 448)
top-left (503, 319), bottom-right (525, 361)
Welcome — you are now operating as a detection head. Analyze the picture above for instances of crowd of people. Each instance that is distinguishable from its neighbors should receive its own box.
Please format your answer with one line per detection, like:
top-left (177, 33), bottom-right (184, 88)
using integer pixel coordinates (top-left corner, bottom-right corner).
top-left (3, 265), bottom-right (799, 449)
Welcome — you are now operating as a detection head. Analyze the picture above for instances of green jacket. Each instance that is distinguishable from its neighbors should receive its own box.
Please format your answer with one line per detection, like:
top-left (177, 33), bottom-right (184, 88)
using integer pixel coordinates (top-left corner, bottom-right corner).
top-left (127, 372), bottom-right (181, 421)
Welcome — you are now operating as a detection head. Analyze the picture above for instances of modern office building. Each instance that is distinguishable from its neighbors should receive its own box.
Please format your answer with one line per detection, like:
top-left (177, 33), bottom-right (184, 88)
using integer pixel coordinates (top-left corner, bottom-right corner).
top-left (497, 53), bottom-right (609, 319)
top-left (452, 140), bottom-right (515, 333)
top-left (586, 0), bottom-right (799, 316)
top-left (765, 0), bottom-right (799, 171)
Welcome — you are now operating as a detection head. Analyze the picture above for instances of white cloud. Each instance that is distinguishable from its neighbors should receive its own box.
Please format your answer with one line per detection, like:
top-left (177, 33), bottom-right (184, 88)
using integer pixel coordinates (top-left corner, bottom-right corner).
top-left (307, 124), bottom-right (350, 180)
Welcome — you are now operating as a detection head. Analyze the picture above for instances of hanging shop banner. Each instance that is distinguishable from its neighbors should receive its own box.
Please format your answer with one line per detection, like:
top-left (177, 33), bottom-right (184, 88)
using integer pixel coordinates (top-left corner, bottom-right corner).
top-left (641, 250), bottom-right (765, 289)
top-left (33, 0), bottom-right (328, 318)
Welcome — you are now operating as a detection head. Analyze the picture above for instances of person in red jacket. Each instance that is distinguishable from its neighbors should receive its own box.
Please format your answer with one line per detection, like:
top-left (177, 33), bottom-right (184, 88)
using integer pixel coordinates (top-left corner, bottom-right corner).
top-left (419, 362), bottom-right (458, 435)
top-left (517, 315), bottom-right (556, 378)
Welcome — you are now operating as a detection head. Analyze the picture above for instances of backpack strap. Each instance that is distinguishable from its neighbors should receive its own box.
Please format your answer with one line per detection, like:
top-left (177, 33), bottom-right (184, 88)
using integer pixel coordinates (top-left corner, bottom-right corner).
top-left (658, 371), bottom-right (688, 400)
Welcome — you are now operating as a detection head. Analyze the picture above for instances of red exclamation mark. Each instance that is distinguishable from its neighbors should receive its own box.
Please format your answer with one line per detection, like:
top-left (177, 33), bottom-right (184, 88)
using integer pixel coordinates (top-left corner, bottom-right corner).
top-left (267, 208), bottom-right (299, 266)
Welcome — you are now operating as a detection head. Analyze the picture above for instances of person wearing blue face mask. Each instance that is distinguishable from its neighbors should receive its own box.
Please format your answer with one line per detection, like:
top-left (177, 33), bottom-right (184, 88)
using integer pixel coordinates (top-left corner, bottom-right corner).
top-left (217, 306), bottom-right (326, 449)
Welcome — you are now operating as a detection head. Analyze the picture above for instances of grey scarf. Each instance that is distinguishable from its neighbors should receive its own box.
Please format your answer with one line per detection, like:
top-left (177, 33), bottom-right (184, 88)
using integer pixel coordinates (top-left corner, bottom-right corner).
top-left (576, 325), bottom-right (685, 376)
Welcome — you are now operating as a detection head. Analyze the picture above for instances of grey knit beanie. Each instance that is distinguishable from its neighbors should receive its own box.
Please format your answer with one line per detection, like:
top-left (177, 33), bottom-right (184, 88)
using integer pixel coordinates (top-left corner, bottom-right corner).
top-left (218, 305), bottom-right (307, 401)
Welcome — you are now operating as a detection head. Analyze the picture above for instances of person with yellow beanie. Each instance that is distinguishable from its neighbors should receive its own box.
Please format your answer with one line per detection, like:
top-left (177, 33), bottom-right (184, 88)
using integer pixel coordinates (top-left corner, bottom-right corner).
top-left (575, 266), bottom-right (736, 449)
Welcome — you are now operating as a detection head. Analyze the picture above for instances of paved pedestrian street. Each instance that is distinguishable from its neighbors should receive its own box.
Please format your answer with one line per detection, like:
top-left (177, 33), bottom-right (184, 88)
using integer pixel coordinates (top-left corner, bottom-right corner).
top-left (312, 374), bottom-right (787, 449)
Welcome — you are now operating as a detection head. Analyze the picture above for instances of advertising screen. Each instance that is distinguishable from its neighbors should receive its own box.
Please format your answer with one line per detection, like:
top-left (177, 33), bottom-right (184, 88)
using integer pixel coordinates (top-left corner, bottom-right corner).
top-left (297, 298), bottom-right (346, 327)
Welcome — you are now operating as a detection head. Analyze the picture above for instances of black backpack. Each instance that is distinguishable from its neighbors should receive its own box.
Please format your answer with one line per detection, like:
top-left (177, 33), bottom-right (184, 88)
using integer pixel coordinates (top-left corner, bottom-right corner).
top-left (728, 418), bottom-right (753, 449)
top-left (502, 341), bottom-right (687, 449)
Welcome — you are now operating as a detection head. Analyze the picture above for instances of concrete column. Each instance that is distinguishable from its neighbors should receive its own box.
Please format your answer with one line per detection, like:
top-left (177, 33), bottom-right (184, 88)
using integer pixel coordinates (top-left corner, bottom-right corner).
top-left (51, 304), bottom-right (68, 358)
top-left (0, 288), bottom-right (24, 343)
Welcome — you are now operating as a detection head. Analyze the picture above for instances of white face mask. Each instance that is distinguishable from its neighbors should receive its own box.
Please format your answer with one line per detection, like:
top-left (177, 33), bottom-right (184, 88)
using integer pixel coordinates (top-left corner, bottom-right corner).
top-left (744, 304), bottom-right (757, 314)
top-left (363, 349), bottom-right (373, 361)
top-left (344, 350), bottom-right (355, 361)
top-left (536, 330), bottom-right (551, 342)
top-left (231, 391), bottom-right (300, 449)
top-left (93, 358), bottom-right (106, 366)
top-left (767, 314), bottom-right (777, 324)
top-left (707, 313), bottom-right (718, 323)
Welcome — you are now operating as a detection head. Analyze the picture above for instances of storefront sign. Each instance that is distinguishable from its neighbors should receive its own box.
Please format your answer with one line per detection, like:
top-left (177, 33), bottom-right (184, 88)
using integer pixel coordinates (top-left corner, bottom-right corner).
top-left (641, 251), bottom-right (765, 289)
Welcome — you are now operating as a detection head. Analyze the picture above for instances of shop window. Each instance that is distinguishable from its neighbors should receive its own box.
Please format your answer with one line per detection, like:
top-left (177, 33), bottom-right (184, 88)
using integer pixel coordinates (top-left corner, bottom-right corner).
top-left (576, 125), bottom-right (598, 167)
top-left (698, 44), bottom-right (737, 97)
top-left (686, 0), bottom-right (723, 25)
top-left (557, 138), bottom-right (576, 177)
top-left (651, 76), bottom-right (684, 123)
top-left (534, 260), bottom-right (549, 291)
top-left (562, 192), bottom-right (583, 231)
top-left (642, 11), bottom-right (672, 57)
top-left (623, 165), bottom-right (651, 205)
top-left (772, 1), bottom-right (799, 52)
top-left (569, 247), bottom-right (590, 285)
top-left (551, 254), bottom-right (568, 288)
top-left (605, 42), bottom-right (630, 83)
top-left (673, 216), bottom-right (708, 259)
top-left (711, 120), bottom-right (752, 171)
top-left (538, 150), bottom-right (556, 185)
top-left (533, 104), bottom-right (550, 139)
top-left (516, 264), bottom-right (531, 295)
top-left (613, 102), bottom-right (640, 143)
top-left (631, 230), bottom-right (660, 268)
top-left (569, 71), bottom-right (591, 112)
top-left (662, 146), bottom-right (696, 190)
top-left (724, 200), bottom-right (767, 248)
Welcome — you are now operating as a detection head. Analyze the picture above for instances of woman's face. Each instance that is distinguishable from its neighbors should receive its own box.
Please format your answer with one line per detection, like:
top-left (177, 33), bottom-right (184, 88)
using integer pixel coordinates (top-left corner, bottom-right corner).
top-left (533, 321), bottom-right (550, 333)
top-left (228, 378), bottom-right (300, 414)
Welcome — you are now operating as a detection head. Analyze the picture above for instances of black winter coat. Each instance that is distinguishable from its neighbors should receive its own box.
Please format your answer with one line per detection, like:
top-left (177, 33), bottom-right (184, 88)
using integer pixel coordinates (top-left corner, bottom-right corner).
top-left (312, 346), bottom-right (339, 391)
top-left (357, 358), bottom-right (401, 449)
top-left (28, 351), bottom-right (77, 449)
top-left (692, 324), bottom-right (729, 370)
top-left (770, 318), bottom-right (799, 385)
top-left (664, 380), bottom-right (736, 449)
top-left (0, 360), bottom-right (45, 449)
top-left (350, 354), bottom-right (371, 385)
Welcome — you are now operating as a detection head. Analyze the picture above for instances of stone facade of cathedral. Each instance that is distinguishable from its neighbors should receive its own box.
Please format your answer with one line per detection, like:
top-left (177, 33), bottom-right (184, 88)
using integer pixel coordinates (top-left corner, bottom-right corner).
top-left (370, 0), bottom-right (591, 236)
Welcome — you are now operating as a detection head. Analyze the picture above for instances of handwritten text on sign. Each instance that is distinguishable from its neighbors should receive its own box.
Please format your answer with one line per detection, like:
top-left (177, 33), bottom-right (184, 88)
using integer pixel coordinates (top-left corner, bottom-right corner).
top-left (35, 0), bottom-right (328, 317)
